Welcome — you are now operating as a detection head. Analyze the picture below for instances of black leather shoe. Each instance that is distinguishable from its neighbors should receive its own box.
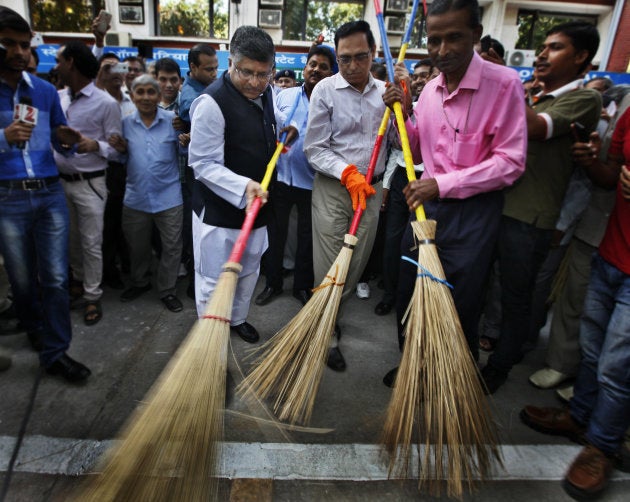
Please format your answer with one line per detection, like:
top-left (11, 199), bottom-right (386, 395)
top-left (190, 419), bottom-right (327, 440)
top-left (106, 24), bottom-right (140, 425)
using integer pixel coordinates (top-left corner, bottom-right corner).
top-left (161, 294), bottom-right (183, 312)
top-left (292, 289), bottom-right (312, 306)
top-left (231, 322), bottom-right (260, 343)
top-left (326, 347), bottom-right (346, 372)
top-left (481, 364), bottom-right (508, 395)
top-left (45, 354), bottom-right (91, 382)
top-left (374, 301), bottom-right (393, 316)
top-left (255, 286), bottom-right (282, 306)
top-left (383, 366), bottom-right (399, 387)
top-left (120, 284), bottom-right (152, 302)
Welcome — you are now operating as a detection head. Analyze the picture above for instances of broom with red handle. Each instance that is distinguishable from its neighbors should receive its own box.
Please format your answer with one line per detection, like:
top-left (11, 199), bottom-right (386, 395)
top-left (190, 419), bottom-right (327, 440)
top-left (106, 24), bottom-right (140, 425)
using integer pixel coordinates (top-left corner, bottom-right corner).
top-left (77, 126), bottom-right (292, 501)
top-left (238, 109), bottom-right (390, 426)
top-left (374, 0), bottom-right (502, 498)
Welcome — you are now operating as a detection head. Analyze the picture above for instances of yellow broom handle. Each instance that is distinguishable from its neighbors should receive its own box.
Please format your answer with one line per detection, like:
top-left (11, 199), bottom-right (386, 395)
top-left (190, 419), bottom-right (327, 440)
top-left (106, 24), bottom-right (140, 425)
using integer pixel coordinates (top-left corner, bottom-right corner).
top-left (393, 101), bottom-right (426, 222)
top-left (377, 107), bottom-right (390, 137)
top-left (260, 141), bottom-right (285, 192)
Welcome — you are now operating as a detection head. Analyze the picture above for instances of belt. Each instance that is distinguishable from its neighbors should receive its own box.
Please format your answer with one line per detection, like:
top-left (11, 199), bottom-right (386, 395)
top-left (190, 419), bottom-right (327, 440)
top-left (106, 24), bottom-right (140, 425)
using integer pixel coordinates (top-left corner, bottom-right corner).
top-left (0, 176), bottom-right (59, 190)
top-left (371, 172), bottom-right (385, 184)
top-left (59, 170), bottom-right (106, 182)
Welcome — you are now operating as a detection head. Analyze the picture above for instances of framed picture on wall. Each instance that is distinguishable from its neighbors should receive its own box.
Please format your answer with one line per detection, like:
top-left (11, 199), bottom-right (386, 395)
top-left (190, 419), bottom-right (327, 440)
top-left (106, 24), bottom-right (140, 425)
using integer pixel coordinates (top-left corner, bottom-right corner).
top-left (119, 5), bottom-right (144, 24)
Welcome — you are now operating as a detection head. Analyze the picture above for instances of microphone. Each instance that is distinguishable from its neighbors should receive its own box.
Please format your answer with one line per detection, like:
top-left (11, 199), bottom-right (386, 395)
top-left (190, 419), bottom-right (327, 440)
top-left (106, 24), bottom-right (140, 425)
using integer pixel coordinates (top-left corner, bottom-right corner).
top-left (13, 96), bottom-right (38, 149)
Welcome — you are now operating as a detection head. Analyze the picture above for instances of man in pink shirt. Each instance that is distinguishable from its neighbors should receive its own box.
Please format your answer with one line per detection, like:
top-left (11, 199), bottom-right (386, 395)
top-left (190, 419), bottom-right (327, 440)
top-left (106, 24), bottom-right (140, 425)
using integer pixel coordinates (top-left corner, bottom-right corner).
top-left (382, 0), bottom-right (526, 386)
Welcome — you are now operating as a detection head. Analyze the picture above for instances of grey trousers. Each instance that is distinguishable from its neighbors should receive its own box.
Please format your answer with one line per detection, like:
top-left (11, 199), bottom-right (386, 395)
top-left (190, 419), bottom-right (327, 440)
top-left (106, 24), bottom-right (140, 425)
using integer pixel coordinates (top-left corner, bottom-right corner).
top-left (122, 204), bottom-right (183, 297)
top-left (545, 237), bottom-right (596, 376)
top-left (311, 173), bottom-right (382, 339)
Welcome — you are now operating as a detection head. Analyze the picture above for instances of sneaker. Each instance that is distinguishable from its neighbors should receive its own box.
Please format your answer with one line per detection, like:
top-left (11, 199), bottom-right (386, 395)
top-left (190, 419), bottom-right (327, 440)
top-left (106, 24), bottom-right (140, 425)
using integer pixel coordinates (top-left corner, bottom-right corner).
top-left (529, 368), bottom-right (571, 389)
top-left (356, 282), bottom-right (370, 300)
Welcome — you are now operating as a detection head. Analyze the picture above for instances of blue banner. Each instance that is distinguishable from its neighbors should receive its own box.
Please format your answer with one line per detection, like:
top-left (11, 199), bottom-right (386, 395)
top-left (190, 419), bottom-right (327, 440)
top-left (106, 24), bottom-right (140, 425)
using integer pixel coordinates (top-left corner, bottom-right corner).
top-left (36, 44), bottom-right (630, 86)
top-left (36, 44), bottom-right (307, 77)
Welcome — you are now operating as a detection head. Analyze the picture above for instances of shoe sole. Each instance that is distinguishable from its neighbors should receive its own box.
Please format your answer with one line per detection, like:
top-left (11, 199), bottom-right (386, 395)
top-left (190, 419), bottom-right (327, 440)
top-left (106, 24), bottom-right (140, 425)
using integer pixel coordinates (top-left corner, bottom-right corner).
top-left (561, 477), bottom-right (607, 501)
top-left (519, 409), bottom-right (587, 445)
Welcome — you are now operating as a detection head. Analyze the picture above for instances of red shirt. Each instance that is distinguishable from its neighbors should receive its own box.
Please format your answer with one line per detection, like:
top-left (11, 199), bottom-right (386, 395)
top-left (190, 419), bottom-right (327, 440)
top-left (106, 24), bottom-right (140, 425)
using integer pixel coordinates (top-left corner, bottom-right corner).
top-left (599, 107), bottom-right (630, 274)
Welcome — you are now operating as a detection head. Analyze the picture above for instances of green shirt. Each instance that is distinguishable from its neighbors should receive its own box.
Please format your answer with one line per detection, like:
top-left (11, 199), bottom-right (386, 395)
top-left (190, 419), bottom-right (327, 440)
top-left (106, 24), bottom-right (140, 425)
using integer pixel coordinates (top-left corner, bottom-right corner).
top-left (503, 85), bottom-right (601, 229)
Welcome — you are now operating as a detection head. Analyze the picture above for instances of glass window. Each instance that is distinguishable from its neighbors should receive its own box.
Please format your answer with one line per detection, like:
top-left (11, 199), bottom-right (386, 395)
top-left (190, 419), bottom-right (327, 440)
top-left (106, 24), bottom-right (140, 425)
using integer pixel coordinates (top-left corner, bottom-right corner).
top-left (158, 0), bottom-right (229, 39)
top-left (284, 0), bottom-right (364, 42)
top-left (29, 0), bottom-right (97, 33)
top-left (516, 10), bottom-right (597, 51)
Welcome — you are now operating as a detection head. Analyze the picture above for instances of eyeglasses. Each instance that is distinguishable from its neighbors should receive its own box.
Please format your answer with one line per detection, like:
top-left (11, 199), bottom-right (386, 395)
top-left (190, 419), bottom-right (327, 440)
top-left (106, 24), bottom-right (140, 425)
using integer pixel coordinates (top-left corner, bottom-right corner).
top-left (234, 65), bottom-right (273, 83)
top-left (336, 52), bottom-right (371, 66)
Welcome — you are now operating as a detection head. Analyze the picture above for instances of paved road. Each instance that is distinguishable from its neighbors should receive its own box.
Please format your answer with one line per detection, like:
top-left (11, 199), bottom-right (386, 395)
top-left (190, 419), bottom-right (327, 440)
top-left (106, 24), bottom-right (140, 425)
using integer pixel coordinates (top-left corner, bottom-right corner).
top-left (0, 274), bottom-right (628, 501)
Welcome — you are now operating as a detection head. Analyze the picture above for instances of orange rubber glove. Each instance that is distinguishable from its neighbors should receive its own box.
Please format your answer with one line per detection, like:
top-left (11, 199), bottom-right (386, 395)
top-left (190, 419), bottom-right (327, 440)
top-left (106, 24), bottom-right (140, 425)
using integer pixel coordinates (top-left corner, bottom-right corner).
top-left (341, 164), bottom-right (376, 211)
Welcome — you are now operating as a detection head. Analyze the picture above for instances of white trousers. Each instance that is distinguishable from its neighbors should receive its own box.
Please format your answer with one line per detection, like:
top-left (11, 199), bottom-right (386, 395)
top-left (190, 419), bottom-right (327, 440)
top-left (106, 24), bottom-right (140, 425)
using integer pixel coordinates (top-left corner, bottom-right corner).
top-left (192, 210), bottom-right (268, 325)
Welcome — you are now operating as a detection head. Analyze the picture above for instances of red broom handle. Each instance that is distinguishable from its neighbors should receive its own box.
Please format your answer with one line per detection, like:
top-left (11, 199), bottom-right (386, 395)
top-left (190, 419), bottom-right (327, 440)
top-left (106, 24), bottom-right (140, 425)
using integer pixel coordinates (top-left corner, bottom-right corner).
top-left (227, 141), bottom-right (285, 264)
top-left (227, 196), bottom-right (264, 264)
top-left (348, 111), bottom-right (390, 236)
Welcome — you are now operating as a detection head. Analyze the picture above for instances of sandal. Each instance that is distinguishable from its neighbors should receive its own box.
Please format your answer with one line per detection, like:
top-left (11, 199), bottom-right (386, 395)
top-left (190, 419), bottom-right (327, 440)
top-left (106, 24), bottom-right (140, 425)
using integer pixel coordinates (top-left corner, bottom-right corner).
top-left (84, 301), bottom-right (102, 326)
top-left (479, 335), bottom-right (498, 352)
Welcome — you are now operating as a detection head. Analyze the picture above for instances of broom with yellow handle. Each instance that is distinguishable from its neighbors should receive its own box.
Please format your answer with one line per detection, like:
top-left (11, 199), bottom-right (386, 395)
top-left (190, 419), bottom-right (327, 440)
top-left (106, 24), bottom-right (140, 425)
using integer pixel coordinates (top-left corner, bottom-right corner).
top-left (374, 0), bottom-right (502, 498)
top-left (77, 129), bottom-right (291, 501)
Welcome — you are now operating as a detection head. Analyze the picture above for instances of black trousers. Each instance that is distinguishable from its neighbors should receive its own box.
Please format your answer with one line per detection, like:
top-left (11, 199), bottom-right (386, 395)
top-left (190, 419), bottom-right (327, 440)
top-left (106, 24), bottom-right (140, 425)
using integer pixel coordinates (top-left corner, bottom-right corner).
top-left (263, 181), bottom-right (314, 292)
top-left (395, 190), bottom-right (503, 359)
top-left (380, 166), bottom-right (416, 305)
top-left (102, 162), bottom-right (128, 278)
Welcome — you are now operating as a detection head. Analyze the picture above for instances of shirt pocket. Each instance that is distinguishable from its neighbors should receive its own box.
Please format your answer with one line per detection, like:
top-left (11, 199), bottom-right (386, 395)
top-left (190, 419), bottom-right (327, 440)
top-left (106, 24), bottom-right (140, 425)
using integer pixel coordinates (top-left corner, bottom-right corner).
top-left (452, 131), bottom-right (482, 167)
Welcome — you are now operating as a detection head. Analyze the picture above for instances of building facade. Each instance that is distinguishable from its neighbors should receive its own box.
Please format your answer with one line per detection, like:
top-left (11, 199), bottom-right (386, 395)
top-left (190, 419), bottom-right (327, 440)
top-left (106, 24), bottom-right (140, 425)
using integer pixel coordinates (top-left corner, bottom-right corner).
top-left (3, 0), bottom-right (628, 71)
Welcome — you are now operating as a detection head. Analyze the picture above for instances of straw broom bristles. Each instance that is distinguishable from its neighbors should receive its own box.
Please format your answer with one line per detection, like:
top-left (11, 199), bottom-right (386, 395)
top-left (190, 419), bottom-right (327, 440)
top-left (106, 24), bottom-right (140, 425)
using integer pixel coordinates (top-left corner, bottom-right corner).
top-left (237, 233), bottom-right (358, 425)
top-left (78, 262), bottom-right (242, 502)
top-left (381, 220), bottom-right (502, 499)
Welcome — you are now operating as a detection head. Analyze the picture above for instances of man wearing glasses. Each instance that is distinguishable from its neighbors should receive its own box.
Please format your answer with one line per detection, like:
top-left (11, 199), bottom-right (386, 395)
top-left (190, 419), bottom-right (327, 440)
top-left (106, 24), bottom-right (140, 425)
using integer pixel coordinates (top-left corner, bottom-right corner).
top-left (304, 20), bottom-right (390, 371)
top-left (188, 26), bottom-right (295, 344)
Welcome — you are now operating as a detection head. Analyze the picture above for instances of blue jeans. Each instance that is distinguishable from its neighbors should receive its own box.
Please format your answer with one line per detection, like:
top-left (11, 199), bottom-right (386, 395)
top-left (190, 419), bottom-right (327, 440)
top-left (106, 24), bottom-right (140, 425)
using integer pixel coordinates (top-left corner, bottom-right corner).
top-left (570, 253), bottom-right (630, 455)
top-left (0, 181), bottom-right (72, 367)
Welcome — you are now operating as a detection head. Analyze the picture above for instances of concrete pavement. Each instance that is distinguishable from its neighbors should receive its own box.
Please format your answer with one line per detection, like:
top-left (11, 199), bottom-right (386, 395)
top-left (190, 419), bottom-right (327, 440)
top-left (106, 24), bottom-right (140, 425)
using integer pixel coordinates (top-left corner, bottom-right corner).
top-left (0, 273), bottom-right (629, 501)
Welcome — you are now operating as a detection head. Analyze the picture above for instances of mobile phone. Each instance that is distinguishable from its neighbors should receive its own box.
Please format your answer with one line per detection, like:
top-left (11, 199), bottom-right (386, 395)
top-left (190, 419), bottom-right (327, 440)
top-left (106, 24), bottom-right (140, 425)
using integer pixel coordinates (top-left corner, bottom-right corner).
top-left (572, 122), bottom-right (590, 143)
top-left (96, 10), bottom-right (112, 35)
top-left (111, 62), bottom-right (129, 74)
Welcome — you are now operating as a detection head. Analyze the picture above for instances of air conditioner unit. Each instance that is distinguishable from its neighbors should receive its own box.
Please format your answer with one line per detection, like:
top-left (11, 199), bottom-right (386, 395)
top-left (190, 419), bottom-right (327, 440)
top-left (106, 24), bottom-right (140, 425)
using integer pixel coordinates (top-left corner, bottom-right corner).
top-left (508, 49), bottom-right (536, 67)
top-left (105, 32), bottom-right (132, 47)
top-left (385, 16), bottom-right (405, 35)
top-left (259, 9), bottom-right (282, 29)
top-left (260, 0), bottom-right (283, 5)
top-left (386, 0), bottom-right (408, 14)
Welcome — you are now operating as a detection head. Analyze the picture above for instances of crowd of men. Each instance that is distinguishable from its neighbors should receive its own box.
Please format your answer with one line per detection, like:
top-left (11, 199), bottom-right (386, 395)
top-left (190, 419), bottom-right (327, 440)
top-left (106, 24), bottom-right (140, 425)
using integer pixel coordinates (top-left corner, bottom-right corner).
top-left (1, 1), bottom-right (629, 498)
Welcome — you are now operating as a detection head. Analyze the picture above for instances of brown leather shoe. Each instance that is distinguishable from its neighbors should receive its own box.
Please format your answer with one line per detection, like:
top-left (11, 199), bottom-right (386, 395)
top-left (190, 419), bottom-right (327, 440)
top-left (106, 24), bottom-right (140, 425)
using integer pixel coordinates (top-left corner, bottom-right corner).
top-left (520, 406), bottom-right (587, 444)
top-left (562, 445), bottom-right (613, 499)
